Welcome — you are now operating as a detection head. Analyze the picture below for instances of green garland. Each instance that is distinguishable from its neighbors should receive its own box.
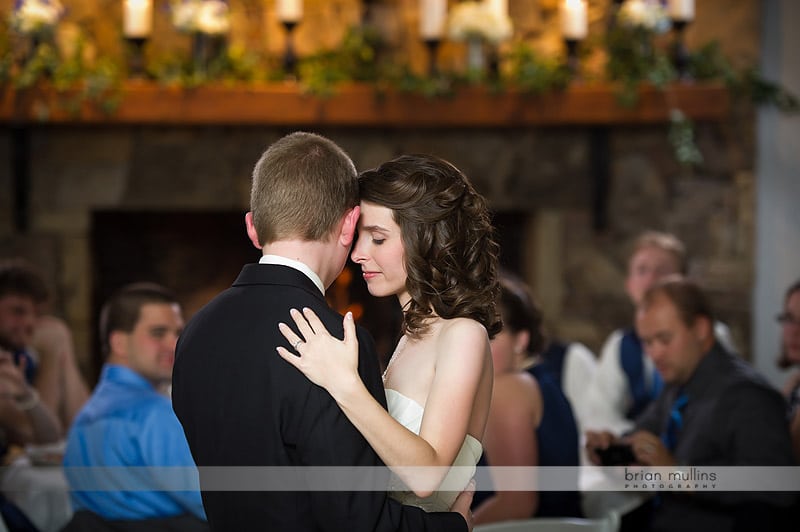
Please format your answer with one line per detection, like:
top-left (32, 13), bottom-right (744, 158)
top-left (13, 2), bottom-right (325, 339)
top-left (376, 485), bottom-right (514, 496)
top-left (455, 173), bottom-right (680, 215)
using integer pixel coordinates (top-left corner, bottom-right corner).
top-left (297, 29), bottom-right (571, 98)
top-left (2, 18), bottom-right (796, 165)
top-left (297, 26), bottom-right (389, 97)
top-left (603, 24), bottom-right (798, 165)
top-left (504, 43), bottom-right (571, 95)
top-left (147, 38), bottom-right (279, 88)
top-left (0, 21), bottom-right (123, 118)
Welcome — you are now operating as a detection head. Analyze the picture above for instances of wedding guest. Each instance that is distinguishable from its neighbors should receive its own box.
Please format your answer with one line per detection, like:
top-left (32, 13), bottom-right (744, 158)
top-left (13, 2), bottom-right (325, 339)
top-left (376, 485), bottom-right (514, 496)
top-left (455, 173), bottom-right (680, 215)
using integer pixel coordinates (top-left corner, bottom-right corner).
top-left (0, 259), bottom-right (65, 443)
top-left (0, 347), bottom-right (63, 532)
top-left (31, 314), bottom-right (89, 430)
top-left (587, 276), bottom-right (796, 532)
top-left (0, 258), bottom-right (89, 435)
top-left (0, 348), bottom-right (62, 452)
top-left (777, 279), bottom-right (800, 462)
top-left (473, 274), bottom-right (581, 523)
top-left (584, 231), bottom-right (735, 435)
top-left (62, 283), bottom-right (207, 530)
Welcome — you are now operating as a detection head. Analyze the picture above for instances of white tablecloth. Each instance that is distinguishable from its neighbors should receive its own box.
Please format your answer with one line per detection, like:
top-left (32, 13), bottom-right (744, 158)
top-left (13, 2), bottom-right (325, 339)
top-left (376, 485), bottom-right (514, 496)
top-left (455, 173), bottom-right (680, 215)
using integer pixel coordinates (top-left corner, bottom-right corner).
top-left (1, 453), bottom-right (73, 532)
top-left (579, 462), bottom-right (650, 519)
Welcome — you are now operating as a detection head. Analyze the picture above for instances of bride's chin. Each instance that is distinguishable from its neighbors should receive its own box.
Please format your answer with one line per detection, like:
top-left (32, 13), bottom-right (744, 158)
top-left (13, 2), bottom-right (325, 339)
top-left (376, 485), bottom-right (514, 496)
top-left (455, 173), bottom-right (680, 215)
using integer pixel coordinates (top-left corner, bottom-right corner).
top-left (367, 286), bottom-right (387, 298)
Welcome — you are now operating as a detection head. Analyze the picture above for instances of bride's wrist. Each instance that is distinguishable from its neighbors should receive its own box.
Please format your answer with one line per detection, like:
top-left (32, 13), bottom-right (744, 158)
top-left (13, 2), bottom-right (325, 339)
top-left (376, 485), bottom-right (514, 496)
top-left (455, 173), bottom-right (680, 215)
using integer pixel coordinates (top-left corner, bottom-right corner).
top-left (333, 374), bottom-right (366, 404)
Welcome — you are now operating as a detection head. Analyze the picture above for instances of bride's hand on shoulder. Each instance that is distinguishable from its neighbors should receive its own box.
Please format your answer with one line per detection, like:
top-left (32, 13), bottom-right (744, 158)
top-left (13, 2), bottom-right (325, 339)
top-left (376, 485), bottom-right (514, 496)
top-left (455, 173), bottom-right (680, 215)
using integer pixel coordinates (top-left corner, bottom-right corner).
top-left (277, 308), bottom-right (362, 398)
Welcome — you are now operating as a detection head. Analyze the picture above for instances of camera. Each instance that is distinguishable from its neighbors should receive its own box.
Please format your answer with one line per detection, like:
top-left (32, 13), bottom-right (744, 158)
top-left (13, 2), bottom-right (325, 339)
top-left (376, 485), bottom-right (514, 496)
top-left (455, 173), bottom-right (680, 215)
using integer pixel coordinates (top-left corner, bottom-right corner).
top-left (594, 443), bottom-right (636, 466)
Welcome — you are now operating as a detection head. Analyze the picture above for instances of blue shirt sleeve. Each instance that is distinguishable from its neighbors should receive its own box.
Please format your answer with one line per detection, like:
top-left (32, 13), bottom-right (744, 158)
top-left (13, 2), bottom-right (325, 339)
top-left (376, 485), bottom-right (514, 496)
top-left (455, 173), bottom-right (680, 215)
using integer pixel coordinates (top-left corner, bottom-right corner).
top-left (139, 400), bottom-right (207, 520)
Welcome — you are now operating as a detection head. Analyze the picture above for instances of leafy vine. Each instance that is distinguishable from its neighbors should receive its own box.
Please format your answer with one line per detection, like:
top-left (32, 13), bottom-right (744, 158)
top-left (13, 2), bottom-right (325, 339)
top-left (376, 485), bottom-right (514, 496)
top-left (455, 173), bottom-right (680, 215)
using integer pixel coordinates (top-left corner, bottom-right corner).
top-left (1, 7), bottom-right (797, 165)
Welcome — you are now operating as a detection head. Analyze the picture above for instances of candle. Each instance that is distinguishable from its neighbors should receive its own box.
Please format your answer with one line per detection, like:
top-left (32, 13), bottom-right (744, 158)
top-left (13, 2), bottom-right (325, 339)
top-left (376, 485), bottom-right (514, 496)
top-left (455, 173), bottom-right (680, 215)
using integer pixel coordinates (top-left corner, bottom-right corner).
top-left (277, 0), bottom-right (303, 23)
top-left (487, 0), bottom-right (508, 19)
top-left (561, 0), bottom-right (587, 40)
top-left (419, 0), bottom-right (446, 40)
top-left (668, 0), bottom-right (694, 21)
top-left (123, 0), bottom-right (152, 38)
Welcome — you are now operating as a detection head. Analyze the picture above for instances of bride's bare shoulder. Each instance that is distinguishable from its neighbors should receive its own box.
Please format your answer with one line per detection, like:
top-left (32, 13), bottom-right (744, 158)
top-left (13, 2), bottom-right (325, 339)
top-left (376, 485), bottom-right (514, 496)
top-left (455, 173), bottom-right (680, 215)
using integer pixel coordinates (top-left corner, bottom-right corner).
top-left (436, 316), bottom-right (487, 338)
top-left (432, 318), bottom-right (489, 359)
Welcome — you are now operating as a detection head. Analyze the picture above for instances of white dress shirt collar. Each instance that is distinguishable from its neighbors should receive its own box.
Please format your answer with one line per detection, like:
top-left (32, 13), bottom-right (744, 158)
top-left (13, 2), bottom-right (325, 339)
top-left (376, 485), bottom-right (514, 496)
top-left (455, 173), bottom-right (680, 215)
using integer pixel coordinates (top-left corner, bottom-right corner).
top-left (259, 255), bottom-right (325, 296)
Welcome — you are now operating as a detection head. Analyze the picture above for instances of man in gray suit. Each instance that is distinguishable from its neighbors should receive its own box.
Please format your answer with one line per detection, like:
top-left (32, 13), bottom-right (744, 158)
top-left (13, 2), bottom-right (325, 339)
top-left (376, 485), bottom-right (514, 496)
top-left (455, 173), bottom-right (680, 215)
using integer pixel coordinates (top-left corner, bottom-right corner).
top-left (587, 276), bottom-right (796, 532)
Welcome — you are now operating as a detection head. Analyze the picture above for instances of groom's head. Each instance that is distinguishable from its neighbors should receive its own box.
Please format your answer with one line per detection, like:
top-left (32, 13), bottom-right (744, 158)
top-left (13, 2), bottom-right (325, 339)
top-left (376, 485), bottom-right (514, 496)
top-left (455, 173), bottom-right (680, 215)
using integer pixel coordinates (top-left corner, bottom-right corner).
top-left (248, 131), bottom-right (359, 246)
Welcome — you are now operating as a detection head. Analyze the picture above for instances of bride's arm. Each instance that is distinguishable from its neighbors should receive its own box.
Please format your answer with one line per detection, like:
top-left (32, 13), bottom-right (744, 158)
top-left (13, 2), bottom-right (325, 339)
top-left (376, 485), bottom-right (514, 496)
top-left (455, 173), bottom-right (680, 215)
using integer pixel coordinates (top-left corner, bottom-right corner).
top-left (277, 308), bottom-right (488, 497)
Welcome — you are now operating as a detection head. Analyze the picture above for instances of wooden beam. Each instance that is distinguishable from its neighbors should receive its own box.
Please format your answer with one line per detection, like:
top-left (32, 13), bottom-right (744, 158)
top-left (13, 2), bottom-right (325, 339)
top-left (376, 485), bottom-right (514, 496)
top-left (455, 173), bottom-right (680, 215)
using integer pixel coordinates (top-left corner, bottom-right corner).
top-left (0, 82), bottom-right (731, 126)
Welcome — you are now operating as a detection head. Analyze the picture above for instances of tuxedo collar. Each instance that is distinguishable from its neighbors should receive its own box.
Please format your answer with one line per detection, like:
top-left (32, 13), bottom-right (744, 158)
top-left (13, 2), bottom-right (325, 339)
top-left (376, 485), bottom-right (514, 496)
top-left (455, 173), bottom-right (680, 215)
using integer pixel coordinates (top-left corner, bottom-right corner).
top-left (259, 254), bottom-right (324, 295)
top-left (233, 263), bottom-right (327, 303)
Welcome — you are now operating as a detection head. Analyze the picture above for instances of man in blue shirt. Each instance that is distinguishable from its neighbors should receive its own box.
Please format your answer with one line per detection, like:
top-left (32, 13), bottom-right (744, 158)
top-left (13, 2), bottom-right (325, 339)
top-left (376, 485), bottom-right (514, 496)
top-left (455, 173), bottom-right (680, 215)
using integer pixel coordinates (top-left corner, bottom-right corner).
top-left (63, 283), bottom-right (207, 529)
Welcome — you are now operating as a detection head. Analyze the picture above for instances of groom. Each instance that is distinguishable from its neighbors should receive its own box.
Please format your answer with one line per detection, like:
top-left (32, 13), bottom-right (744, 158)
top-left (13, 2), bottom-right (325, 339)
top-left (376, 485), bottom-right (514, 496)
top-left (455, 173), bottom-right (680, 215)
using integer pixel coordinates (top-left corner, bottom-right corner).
top-left (172, 132), bottom-right (472, 531)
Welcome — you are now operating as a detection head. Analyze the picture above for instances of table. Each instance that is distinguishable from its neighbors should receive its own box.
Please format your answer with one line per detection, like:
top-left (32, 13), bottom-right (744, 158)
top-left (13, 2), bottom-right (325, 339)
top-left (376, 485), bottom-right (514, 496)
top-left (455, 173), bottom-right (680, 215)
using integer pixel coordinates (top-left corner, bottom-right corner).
top-left (1, 445), bottom-right (73, 532)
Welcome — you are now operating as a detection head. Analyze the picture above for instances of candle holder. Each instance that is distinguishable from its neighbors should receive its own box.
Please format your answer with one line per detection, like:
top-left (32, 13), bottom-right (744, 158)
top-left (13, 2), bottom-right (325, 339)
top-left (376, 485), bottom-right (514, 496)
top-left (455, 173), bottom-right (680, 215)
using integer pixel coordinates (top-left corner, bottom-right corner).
top-left (487, 45), bottom-right (500, 81)
top-left (125, 37), bottom-right (147, 79)
top-left (670, 19), bottom-right (692, 81)
top-left (607, 0), bottom-right (625, 31)
top-left (423, 38), bottom-right (441, 78)
top-left (361, 0), bottom-right (375, 26)
top-left (564, 38), bottom-right (581, 79)
top-left (281, 20), bottom-right (299, 78)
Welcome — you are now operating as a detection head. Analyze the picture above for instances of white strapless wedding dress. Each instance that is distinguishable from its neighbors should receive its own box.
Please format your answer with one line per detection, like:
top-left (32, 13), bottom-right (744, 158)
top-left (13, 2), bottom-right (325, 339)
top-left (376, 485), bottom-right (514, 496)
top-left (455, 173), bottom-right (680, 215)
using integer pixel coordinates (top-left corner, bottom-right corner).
top-left (385, 388), bottom-right (483, 512)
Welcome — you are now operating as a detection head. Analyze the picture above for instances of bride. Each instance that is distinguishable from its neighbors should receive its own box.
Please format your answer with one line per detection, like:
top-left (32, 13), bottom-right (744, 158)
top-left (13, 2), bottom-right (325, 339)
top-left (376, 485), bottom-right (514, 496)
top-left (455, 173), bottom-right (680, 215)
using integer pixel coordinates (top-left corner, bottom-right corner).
top-left (277, 153), bottom-right (501, 510)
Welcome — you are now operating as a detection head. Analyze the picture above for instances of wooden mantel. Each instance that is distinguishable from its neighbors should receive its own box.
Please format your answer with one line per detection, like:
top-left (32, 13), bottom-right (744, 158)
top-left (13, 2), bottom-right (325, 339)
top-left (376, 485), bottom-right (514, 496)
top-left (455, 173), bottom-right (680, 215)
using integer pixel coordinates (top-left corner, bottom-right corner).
top-left (3, 80), bottom-right (733, 233)
top-left (0, 81), bottom-right (730, 126)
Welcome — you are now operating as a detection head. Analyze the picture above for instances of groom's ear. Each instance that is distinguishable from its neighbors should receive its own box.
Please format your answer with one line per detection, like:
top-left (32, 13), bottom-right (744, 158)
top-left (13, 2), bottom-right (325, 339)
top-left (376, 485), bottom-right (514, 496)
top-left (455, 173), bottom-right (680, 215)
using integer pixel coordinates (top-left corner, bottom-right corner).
top-left (245, 212), bottom-right (263, 250)
top-left (339, 206), bottom-right (360, 247)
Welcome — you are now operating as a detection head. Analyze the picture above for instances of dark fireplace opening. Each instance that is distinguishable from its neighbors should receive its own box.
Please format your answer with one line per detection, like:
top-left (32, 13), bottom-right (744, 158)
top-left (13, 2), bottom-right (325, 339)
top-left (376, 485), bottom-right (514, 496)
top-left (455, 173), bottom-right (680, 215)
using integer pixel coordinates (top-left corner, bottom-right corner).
top-left (90, 210), bottom-right (259, 384)
top-left (89, 209), bottom-right (528, 384)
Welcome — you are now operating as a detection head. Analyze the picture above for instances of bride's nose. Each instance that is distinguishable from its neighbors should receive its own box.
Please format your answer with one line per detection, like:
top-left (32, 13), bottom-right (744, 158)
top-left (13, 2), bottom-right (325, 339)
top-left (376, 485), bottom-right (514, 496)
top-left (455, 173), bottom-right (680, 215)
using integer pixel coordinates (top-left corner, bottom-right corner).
top-left (351, 241), bottom-right (367, 264)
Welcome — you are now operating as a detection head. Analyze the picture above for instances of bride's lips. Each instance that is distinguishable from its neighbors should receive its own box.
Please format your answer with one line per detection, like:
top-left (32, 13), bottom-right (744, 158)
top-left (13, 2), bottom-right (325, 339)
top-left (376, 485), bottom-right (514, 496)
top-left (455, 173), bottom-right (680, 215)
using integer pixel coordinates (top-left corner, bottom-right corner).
top-left (362, 271), bottom-right (380, 280)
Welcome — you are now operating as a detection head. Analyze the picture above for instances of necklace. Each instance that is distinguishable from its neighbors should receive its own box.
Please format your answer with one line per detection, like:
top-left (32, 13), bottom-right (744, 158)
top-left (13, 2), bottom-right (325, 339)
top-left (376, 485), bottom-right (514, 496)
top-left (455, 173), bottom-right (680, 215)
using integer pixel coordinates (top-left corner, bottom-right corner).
top-left (382, 336), bottom-right (408, 384)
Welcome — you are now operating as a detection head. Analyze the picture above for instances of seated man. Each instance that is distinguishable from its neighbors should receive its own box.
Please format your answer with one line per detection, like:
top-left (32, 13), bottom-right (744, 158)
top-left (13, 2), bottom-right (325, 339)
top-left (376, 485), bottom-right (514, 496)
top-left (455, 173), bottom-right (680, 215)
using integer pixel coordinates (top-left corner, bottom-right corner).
top-left (0, 347), bottom-right (62, 447)
top-left (584, 231), bottom-right (735, 435)
top-left (0, 259), bottom-right (66, 447)
top-left (0, 258), bottom-right (90, 434)
top-left (63, 283), bottom-right (207, 530)
top-left (587, 276), bottom-right (797, 532)
top-left (0, 347), bottom-right (63, 531)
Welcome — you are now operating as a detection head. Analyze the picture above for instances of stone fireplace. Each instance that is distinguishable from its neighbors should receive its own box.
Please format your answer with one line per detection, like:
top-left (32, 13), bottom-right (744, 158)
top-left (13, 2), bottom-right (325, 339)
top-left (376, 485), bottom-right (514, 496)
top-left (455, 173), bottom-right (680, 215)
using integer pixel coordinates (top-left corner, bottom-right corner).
top-left (0, 116), bottom-right (755, 384)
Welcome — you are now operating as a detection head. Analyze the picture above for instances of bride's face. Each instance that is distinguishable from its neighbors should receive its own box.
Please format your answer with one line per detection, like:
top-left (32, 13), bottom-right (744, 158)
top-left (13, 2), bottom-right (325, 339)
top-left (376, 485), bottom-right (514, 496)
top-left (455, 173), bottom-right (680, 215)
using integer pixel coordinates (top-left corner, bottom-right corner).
top-left (351, 202), bottom-right (409, 306)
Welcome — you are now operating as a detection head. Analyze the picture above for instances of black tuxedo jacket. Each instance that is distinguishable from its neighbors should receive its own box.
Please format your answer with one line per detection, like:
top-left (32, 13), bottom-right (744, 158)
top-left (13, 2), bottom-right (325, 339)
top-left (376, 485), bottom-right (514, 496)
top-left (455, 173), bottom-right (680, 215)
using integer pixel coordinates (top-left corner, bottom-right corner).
top-left (172, 263), bottom-right (465, 531)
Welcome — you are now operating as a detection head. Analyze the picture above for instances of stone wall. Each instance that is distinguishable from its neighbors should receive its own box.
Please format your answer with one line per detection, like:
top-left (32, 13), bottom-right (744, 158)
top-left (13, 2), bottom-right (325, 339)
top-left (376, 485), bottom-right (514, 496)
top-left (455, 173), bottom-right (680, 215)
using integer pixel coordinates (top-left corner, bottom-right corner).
top-left (0, 0), bottom-right (761, 382)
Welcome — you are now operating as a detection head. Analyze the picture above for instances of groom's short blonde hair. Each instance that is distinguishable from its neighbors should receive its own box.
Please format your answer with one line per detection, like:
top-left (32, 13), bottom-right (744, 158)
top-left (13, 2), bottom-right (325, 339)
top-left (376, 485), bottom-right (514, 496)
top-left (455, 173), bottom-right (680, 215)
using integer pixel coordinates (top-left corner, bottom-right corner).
top-left (250, 132), bottom-right (359, 244)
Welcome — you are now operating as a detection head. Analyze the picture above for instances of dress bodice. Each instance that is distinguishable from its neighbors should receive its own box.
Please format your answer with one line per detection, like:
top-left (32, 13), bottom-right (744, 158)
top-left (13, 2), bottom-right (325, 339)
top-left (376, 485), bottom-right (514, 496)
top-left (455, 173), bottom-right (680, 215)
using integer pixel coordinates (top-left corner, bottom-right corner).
top-left (384, 388), bottom-right (483, 512)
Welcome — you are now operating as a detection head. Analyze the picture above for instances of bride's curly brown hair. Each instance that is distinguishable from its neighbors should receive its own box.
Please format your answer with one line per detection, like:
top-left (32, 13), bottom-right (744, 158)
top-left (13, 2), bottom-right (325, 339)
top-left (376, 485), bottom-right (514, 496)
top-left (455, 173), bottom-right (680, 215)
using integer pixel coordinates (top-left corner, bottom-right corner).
top-left (359, 154), bottom-right (502, 339)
